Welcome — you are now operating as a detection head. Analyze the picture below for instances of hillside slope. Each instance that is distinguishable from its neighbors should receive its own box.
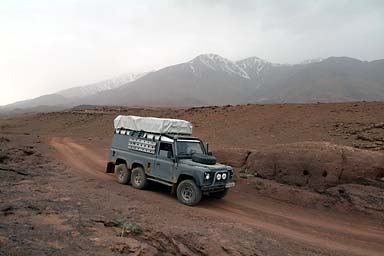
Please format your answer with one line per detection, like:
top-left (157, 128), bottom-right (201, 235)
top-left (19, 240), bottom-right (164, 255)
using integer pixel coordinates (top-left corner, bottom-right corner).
top-left (2, 54), bottom-right (384, 111)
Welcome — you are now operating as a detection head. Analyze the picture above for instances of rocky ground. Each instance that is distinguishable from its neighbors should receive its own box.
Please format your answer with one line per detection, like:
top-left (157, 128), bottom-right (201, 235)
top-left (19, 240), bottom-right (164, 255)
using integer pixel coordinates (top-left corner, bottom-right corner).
top-left (1, 102), bottom-right (384, 256)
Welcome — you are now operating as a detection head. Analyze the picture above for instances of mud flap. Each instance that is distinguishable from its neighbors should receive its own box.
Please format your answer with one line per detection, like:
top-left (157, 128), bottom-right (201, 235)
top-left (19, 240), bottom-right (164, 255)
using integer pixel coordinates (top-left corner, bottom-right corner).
top-left (106, 162), bottom-right (115, 173)
top-left (171, 184), bottom-right (177, 195)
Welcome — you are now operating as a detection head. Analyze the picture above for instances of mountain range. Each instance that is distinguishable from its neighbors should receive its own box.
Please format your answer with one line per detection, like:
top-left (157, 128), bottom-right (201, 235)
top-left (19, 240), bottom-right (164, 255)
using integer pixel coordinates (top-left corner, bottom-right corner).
top-left (2, 53), bottom-right (384, 112)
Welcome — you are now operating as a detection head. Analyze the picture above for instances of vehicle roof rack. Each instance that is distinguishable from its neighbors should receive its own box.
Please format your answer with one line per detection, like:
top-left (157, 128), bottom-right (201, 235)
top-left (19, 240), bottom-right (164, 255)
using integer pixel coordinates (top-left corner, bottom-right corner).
top-left (114, 115), bottom-right (193, 135)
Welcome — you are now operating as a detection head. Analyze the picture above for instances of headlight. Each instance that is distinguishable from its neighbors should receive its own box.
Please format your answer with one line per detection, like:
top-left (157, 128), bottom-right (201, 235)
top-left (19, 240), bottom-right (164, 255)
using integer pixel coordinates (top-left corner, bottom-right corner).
top-left (222, 173), bottom-right (227, 180)
top-left (205, 172), bottom-right (210, 180)
top-left (216, 173), bottom-right (222, 180)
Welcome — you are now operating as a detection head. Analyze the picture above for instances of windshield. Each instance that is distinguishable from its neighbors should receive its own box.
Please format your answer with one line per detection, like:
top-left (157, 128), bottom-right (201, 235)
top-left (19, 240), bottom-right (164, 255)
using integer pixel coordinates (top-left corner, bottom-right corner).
top-left (176, 140), bottom-right (204, 157)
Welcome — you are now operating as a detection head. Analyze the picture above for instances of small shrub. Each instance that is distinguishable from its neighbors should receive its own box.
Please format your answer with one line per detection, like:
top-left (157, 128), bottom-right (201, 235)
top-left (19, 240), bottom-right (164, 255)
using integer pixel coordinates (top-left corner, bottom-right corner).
top-left (239, 167), bottom-right (249, 174)
top-left (120, 222), bottom-right (143, 236)
top-left (239, 173), bottom-right (249, 179)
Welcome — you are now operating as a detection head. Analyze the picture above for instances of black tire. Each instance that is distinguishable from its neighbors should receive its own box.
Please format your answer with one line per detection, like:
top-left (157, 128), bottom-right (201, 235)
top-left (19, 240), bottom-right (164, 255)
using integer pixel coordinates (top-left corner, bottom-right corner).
top-left (191, 153), bottom-right (216, 165)
top-left (115, 164), bottom-right (130, 184)
top-left (210, 189), bottom-right (228, 199)
top-left (131, 167), bottom-right (148, 189)
top-left (176, 179), bottom-right (202, 206)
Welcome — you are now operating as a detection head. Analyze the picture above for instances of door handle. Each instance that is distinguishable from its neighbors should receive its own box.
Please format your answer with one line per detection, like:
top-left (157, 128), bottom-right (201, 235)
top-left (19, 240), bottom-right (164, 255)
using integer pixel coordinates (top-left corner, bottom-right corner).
top-left (156, 163), bottom-right (160, 166)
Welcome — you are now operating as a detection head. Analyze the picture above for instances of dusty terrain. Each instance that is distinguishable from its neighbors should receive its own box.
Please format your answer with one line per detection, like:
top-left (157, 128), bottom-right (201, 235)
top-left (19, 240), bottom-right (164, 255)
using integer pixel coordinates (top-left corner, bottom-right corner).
top-left (1, 102), bottom-right (384, 255)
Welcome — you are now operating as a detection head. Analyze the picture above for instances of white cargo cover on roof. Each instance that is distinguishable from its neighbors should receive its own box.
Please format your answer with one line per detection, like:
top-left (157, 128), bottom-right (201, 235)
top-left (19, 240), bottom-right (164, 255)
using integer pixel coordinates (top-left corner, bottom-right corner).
top-left (114, 115), bottom-right (192, 135)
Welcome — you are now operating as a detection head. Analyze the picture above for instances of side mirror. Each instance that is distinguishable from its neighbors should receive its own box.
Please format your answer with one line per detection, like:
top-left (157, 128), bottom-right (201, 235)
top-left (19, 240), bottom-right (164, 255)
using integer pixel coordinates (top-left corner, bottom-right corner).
top-left (208, 152), bottom-right (213, 156)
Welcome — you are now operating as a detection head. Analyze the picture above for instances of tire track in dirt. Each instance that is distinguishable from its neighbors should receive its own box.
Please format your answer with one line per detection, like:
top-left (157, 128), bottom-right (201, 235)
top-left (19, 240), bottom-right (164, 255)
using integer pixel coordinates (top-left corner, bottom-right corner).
top-left (199, 201), bottom-right (384, 256)
top-left (49, 137), bottom-right (113, 181)
top-left (49, 137), bottom-right (384, 256)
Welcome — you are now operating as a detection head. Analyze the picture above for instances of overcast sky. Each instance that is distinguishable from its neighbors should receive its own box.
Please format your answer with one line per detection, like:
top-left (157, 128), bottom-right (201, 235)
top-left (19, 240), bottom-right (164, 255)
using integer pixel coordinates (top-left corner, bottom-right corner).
top-left (1, 0), bottom-right (384, 105)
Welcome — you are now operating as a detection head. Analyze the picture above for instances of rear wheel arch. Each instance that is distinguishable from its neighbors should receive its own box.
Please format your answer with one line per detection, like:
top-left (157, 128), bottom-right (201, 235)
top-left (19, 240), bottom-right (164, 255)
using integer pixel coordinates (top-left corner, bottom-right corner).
top-left (131, 162), bottom-right (144, 170)
top-left (115, 158), bottom-right (127, 167)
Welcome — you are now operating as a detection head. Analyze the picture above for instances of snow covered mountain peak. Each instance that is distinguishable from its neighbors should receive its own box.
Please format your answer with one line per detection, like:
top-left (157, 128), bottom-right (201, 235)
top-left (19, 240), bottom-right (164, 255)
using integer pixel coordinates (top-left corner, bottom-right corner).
top-left (58, 72), bottom-right (149, 98)
top-left (190, 53), bottom-right (250, 79)
top-left (192, 53), bottom-right (225, 62)
top-left (236, 56), bottom-right (268, 68)
top-left (236, 56), bottom-right (271, 78)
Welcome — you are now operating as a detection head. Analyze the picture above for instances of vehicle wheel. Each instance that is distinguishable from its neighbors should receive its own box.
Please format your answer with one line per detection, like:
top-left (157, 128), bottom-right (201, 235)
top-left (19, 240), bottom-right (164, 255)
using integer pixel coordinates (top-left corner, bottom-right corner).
top-left (131, 167), bottom-right (148, 189)
top-left (210, 189), bottom-right (228, 199)
top-left (115, 164), bottom-right (130, 184)
top-left (176, 179), bottom-right (202, 206)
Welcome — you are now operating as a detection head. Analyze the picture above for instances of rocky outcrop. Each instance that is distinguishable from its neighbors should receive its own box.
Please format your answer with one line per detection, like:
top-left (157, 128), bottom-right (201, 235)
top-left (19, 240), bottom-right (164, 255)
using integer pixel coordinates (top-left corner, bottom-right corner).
top-left (325, 184), bottom-right (384, 214)
top-left (212, 148), bottom-right (251, 168)
top-left (214, 142), bottom-right (384, 217)
top-left (244, 142), bottom-right (384, 191)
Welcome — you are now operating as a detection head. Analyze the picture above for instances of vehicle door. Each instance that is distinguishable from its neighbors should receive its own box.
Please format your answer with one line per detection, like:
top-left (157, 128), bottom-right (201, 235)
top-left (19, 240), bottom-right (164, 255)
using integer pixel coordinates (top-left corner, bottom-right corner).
top-left (153, 142), bottom-right (176, 181)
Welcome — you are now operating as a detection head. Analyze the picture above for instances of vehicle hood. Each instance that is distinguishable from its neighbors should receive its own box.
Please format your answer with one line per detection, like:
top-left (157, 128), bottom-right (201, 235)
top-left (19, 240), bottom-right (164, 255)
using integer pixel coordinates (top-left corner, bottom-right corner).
top-left (178, 159), bottom-right (230, 171)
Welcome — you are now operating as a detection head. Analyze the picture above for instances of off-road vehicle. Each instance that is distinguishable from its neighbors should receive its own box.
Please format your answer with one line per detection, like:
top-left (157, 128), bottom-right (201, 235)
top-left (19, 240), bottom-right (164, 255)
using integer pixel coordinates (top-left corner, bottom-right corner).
top-left (106, 115), bottom-right (235, 206)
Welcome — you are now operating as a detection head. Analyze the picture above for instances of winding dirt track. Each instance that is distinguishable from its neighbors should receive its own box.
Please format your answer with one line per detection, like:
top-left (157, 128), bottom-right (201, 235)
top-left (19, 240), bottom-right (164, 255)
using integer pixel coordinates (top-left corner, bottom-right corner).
top-left (49, 137), bottom-right (384, 256)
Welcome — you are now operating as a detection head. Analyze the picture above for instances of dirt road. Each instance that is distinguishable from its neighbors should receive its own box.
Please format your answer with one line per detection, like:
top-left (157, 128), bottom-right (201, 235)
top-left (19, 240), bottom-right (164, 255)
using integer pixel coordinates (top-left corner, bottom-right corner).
top-left (49, 137), bottom-right (384, 256)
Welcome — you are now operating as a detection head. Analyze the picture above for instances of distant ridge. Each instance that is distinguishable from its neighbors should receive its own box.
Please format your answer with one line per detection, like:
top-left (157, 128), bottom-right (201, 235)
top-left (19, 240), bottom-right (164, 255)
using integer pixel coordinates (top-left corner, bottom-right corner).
top-left (57, 72), bottom-right (149, 98)
top-left (2, 54), bottom-right (384, 112)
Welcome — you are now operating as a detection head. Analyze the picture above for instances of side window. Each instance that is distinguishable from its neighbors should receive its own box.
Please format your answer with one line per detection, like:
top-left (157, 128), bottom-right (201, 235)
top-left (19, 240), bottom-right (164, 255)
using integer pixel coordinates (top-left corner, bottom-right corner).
top-left (158, 143), bottom-right (174, 159)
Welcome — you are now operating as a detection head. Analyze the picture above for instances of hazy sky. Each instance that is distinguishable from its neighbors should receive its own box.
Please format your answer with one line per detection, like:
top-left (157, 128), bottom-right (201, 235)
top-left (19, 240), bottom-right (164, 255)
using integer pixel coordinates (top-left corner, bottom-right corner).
top-left (1, 0), bottom-right (384, 105)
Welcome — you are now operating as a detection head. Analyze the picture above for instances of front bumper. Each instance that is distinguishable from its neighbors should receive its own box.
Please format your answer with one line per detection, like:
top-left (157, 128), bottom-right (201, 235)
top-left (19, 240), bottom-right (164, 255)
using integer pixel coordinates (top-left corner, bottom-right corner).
top-left (201, 181), bottom-right (235, 192)
top-left (225, 182), bottom-right (235, 188)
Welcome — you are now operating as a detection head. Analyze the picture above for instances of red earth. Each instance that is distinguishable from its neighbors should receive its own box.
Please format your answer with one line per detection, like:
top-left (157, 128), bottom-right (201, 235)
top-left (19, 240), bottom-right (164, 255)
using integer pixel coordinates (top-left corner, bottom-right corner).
top-left (1, 102), bottom-right (384, 255)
